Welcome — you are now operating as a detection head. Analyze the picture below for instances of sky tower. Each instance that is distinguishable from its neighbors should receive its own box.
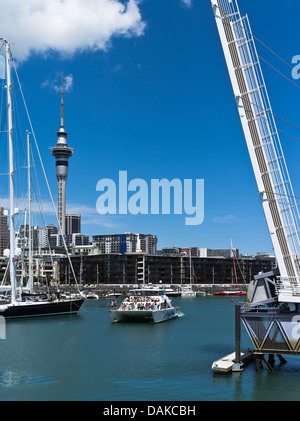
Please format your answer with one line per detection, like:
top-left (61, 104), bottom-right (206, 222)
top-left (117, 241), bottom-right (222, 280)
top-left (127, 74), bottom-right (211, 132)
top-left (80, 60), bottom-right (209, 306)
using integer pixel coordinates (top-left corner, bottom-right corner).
top-left (50, 75), bottom-right (74, 236)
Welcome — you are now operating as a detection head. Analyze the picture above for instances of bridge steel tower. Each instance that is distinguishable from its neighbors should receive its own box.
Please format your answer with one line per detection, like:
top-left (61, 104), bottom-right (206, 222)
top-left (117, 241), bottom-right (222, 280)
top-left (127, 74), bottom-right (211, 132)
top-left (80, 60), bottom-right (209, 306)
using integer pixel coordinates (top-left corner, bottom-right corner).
top-left (211, 0), bottom-right (300, 359)
top-left (211, 0), bottom-right (300, 304)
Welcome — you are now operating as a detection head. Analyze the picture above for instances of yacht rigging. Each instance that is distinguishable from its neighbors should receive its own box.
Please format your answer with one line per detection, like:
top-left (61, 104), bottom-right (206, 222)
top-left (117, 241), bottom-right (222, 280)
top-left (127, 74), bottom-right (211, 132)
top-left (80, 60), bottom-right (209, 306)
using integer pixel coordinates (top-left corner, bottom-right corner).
top-left (0, 38), bottom-right (84, 318)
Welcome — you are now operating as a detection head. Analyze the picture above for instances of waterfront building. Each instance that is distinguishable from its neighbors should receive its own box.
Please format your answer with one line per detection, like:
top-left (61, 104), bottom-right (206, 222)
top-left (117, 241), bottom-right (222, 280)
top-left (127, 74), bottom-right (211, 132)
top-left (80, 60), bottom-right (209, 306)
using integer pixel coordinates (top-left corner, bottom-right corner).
top-left (157, 247), bottom-right (181, 256)
top-left (50, 77), bottom-right (73, 236)
top-left (66, 213), bottom-right (81, 235)
top-left (37, 227), bottom-right (47, 249)
top-left (17, 225), bottom-right (46, 250)
top-left (179, 247), bottom-right (200, 256)
top-left (0, 207), bottom-right (9, 257)
top-left (157, 247), bottom-right (199, 256)
top-left (92, 233), bottom-right (158, 255)
top-left (58, 252), bottom-right (276, 286)
top-left (199, 248), bottom-right (239, 259)
top-left (50, 233), bottom-right (72, 248)
top-left (72, 233), bottom-right (89, 246)
top-left (46, 224), bottom-right (58, 246)
top-left (71, 244), bottom-right (100, 255)
top-left (136, 234), bottom-right (157, 254)
top-left (49, 232), bottom-right (89, 249)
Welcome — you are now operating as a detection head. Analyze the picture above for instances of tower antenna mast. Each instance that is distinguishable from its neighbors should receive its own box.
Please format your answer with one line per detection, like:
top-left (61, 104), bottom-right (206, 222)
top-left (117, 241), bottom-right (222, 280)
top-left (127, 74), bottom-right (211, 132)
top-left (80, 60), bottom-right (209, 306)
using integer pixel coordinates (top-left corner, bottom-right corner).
top-left (61, 71), bottom-right (65, 127)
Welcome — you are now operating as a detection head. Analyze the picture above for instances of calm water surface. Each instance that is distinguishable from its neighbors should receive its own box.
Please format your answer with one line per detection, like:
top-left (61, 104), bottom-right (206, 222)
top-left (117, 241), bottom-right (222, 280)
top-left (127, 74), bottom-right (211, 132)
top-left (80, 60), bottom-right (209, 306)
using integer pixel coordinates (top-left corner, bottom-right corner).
top-left (1, 296), bottom-right (300, 401)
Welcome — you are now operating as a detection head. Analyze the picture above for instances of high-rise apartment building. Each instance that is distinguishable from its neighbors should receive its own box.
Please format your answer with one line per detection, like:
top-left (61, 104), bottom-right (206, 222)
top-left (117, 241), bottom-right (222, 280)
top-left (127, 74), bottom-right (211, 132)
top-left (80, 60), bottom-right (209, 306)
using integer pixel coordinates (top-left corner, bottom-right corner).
top-left (65, 213), bottom-right (81, 235)
top-left (17, 225), bottom-right (46, 250)
top-left (72, 233), bottom-right (89, 246)
top-left (46, 224), bottom-right (58, 246)
top-left (92, 233), bottom-right (157, 255)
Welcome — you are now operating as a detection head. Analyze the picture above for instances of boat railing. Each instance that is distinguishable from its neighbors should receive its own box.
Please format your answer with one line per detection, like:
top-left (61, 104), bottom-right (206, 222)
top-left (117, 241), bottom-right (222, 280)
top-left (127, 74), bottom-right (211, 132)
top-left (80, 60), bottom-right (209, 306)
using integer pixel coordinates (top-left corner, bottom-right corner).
top-left (275, 276), bottom-right (300, 297)
top-left (241, 304), bottom-right (279, 315)
top-left (115, 295), bottom-right (172, 311)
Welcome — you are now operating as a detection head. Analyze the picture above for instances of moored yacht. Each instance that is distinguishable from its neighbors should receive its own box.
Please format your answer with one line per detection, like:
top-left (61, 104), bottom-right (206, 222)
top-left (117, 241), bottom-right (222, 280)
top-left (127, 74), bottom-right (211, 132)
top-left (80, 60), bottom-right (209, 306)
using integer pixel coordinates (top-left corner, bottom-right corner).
top-left (82, 291), bottom-right (99, 300)
top-left (0, 297), bottom-right (84, 319)
top-left (180, 285), bottom-right (196, 297)
top-left (163, 286), bottom-right (181, 297)
top-left (0, 39), bottom-right (84, 319)
top-left (214, 289), bottom-right (246, 296)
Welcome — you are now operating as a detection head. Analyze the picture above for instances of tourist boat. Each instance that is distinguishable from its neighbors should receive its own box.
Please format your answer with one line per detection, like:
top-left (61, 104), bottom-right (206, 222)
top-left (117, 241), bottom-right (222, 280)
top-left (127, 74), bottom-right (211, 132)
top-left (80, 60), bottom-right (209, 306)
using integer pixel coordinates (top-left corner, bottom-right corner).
top-left (0, 39), bottom-right (84, 319)
top-left (109, 286), bottom-right (181, 323)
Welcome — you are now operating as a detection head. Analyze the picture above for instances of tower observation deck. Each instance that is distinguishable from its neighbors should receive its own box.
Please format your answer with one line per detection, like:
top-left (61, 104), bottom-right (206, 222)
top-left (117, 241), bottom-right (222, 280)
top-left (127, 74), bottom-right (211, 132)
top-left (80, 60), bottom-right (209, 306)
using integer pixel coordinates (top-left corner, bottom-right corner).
top-left (50, 76), bottom-right (73, 236)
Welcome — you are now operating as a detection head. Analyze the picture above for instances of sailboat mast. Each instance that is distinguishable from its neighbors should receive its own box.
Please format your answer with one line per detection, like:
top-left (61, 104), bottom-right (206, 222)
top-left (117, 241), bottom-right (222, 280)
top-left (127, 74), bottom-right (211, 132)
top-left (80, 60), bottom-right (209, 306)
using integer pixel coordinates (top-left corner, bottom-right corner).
top-left (230, 239), bottom-right (238, 289)
top-left (5, 40), bottom-right (17, 303)
top-left (189, 249), bottom-right (192, 284)
top-left (27, 131), bottom-right (33, 293)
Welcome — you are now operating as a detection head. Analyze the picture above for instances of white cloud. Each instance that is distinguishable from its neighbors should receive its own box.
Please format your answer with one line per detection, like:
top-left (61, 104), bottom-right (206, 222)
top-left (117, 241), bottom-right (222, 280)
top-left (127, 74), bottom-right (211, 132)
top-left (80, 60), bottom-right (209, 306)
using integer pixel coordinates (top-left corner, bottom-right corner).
top-left (181, 0), bottom-right (192, 7)
top-left (41, 73), bottom-right (74, 93)
top-left (81, 216), bottom-right (120, 228)
top-left (212, 214), bottom-right (236, 224)
top-left (64, 75), bottom-right (73, 92)
top-left (0, 197), bottom-right (120, 228)
top-left (0, 0), bottom-right (146, 62)
top-left (67, 203), bottom-right (121, 228)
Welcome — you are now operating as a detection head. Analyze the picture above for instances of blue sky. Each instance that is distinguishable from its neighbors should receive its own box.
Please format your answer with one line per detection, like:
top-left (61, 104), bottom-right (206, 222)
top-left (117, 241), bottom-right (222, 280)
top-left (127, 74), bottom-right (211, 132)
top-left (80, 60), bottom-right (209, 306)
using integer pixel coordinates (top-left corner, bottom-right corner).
top-left (1, 0), bottom-right (300, 255)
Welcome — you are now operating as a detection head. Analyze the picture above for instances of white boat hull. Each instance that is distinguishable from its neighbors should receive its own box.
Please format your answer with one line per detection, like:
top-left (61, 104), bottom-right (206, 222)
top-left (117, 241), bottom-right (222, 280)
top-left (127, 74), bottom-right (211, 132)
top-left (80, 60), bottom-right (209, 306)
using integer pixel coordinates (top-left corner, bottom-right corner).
top-left (181, 292), bottom-right (196, 297)
top-left (196, 291), bottom-right (206, 297)
top-left (109, 307), bottom-right (180, 324)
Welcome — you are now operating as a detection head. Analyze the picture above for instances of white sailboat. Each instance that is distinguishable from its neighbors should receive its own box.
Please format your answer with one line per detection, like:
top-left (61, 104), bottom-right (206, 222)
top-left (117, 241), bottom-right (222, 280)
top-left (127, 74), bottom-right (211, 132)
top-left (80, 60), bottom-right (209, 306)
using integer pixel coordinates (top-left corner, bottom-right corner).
top-left (0, 39), bottom-right (84, 318)
top-left (214, 240), bottom-right (246, 296)
top-left (180, 250), bottom-right (196, 297)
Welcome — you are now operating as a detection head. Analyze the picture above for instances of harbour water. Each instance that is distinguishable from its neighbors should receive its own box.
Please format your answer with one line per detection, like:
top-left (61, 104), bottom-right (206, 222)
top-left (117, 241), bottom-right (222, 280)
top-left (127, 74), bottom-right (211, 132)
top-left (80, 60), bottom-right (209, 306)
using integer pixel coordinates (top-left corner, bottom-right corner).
top-left (0, 295), bottom-right (300, 402)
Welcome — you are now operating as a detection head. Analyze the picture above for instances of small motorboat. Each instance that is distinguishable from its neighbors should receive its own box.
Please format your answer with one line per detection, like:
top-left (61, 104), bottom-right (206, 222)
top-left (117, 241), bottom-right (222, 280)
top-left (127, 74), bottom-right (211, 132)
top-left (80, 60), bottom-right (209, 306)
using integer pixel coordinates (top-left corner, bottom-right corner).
top-left (180, 285), bottom-right (196, 297)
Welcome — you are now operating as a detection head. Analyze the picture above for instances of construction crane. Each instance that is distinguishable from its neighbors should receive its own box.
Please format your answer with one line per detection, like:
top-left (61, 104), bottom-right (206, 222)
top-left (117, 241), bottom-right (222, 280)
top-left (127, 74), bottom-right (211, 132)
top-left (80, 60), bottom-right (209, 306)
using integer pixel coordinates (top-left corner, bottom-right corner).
top-left (211, 0), bottom-right (300, 356)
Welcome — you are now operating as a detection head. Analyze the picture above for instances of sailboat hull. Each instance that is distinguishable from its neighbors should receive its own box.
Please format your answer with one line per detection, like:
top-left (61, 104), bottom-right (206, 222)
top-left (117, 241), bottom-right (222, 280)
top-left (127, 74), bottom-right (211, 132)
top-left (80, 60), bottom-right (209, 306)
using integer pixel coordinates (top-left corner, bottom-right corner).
top-left (0, 298), bottom-right (84, 319)
top-left (214, 290), bottom-right (246, 296)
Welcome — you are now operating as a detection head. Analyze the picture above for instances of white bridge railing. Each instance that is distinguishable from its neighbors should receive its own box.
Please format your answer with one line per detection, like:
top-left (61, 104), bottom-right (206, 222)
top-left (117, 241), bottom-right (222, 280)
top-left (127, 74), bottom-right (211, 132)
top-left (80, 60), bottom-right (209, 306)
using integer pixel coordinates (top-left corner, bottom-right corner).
top-left (275, 276), bottom-right (300, 298)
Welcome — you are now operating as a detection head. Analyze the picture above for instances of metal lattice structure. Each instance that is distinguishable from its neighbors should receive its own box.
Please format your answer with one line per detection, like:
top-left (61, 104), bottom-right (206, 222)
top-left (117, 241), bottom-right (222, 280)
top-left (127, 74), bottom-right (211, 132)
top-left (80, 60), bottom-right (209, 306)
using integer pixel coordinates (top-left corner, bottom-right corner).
top-left (211, 0), bottom-right (300, 302)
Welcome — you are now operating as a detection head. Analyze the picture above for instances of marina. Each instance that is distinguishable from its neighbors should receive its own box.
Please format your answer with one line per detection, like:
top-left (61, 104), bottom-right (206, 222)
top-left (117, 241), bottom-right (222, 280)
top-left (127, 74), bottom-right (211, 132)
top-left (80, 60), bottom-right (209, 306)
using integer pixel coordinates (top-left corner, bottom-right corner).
top-left (2, 294), bottom-right (300, 402)
top-left (0, 0), bottom-right (299, 405)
